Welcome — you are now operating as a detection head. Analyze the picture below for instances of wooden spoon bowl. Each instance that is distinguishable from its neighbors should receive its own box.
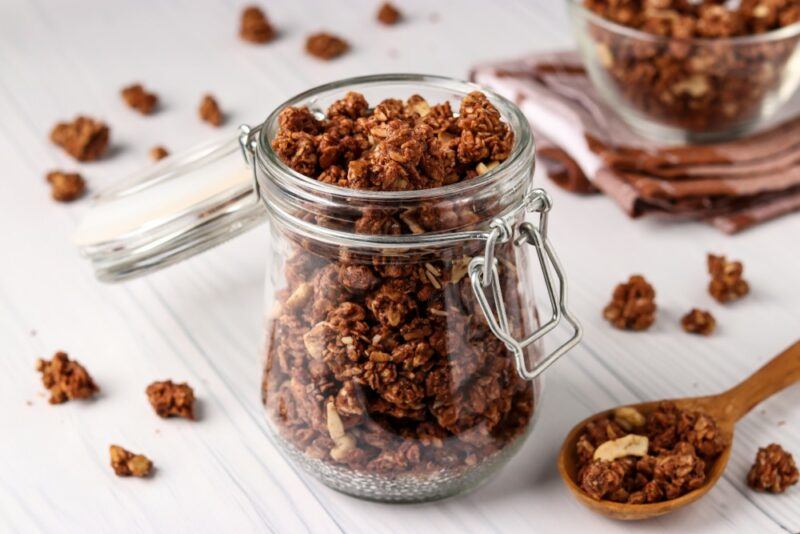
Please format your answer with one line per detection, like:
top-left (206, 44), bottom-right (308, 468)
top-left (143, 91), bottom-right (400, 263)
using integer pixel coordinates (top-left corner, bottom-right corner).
top-left (557, 339), bottom-right (800, 521)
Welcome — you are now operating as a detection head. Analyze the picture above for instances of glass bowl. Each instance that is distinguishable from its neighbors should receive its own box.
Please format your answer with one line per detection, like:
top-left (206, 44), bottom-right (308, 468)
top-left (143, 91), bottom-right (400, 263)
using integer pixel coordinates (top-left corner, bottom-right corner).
top-left (568, 0), bottom-right (800, 143)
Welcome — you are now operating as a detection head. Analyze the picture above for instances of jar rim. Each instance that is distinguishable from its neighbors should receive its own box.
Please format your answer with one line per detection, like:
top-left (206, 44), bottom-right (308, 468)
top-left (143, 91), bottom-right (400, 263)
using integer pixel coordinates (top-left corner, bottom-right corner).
top-left (255, 73), bottom-right (535, 204)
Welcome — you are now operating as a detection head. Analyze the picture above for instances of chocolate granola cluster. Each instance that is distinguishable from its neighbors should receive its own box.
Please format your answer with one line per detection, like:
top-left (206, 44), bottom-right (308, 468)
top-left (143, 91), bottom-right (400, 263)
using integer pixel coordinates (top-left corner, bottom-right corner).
top-left (582, 0), bottom-right (800, 133)
top-left (35, 351), bottom-right (99, 404)
top-left (707, 253), bottom-right (749, 303)
top-left (747, 443), bottom-right (799, 493)
top-left (576, 402), bottom-right (726, 503)
top-left (603, 275), bottom-right (657, 331)
top-left (263, 91), bottom-right (535, 478)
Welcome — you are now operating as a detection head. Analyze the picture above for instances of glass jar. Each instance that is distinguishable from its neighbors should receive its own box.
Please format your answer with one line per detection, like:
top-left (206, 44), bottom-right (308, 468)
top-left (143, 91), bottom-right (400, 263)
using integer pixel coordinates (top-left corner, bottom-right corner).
top-left (75, 75), bottom-right (581, 502)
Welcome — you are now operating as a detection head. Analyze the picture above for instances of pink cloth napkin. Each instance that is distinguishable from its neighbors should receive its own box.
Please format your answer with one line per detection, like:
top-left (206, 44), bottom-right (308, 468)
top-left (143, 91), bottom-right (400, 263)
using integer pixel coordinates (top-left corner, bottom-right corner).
top-left (471, 51), bottom-right (800, 234)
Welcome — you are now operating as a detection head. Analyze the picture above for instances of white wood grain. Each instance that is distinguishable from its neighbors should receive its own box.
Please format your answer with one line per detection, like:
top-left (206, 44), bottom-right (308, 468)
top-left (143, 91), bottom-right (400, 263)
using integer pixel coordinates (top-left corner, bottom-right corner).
top-left (0, 0), bottom-right (798, 532)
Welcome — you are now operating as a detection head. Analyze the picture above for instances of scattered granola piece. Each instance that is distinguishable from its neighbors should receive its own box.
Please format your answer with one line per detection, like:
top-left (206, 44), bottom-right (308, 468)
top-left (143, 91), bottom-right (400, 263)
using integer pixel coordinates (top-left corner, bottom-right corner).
top-left (603, 275), bottom-right (656, 331)
top-left (109, 445), bottom-right (153, 477)
top-left (239, 5), bottom-right (275, 43)
top-left (46, 171), bottom-right (86, 202)
top-left (50, 116), bottom-right (110, 161)
top-left (146, 380), bottom-right (195, 420)
top-left (305, 32), bottom-right (349, 60)
top-left (681, 308), bottom-right (716, 335)
top-left (747, 444), bottom-right (799, 493)
top-left (199, 94), bottom-right (224, 127)
top-left (149, 146), bottom-right (169, 161)
top-left (120, 83), bottom-right (158, 115)
top-left (377, 3), bottom-right (402, 25)
top-left (35, 351), bottom-right (99, 404)
top-left (708, 254), bottom-right (749, 303)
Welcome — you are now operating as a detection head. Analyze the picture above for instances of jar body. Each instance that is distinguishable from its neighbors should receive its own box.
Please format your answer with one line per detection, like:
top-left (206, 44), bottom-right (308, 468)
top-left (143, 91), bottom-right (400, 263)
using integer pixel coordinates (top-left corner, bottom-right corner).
top-left (261, 212), bottom-right (542, 502)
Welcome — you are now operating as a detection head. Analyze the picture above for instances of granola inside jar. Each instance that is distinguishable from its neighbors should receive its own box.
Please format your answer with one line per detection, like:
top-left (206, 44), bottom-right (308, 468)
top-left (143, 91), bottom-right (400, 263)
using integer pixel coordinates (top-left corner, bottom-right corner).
top-left (74, 75), bottom-right (580, 503)
top-left (255, 76), bottom-right (579, 501)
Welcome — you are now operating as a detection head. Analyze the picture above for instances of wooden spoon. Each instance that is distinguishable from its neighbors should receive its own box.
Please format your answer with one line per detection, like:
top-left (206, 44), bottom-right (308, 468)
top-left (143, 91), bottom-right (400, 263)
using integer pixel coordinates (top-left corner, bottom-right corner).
top-left (557, 339), bottom-right (800, 521)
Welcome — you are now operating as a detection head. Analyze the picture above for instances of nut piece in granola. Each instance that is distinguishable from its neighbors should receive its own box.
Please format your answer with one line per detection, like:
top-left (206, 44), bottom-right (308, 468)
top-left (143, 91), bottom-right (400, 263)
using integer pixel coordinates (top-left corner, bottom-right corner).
top-left (239, 5), bottom-right (275, 43)
top-left (708, 254), bottom-right (749, 303)
top-left (747, 443), bottom-right (799, 493)
top-left (46, 171), bottom-right (86, 202)
top-left (594, 434), bottom-right (649, 462)
top-left (305, 32), bottom-right (349, 60)
top-left (613, 406), bottom-right (646, 431)
top-left (326, 399), bottom-right (356, 461)
top-left (681, 308), bottom-right (716, 335)
top-left (50, 116), bottom-right (110, 162)
top-left (199, 94), bottom-right (224, 127)
top-left (146, 380), bottom-right (195, 420)
top-left (35, 351), bottom-right (99, 404)
top-left (109, 445), bottom-right (153, 477)
top-left (120, 83), bottom-right (158, 115)
top-left (149, 146), bottom-right (169, 161)
top-left (377, 3), bottom-right (402, 25)
top-left (603, 275), bottom-right (656, 331)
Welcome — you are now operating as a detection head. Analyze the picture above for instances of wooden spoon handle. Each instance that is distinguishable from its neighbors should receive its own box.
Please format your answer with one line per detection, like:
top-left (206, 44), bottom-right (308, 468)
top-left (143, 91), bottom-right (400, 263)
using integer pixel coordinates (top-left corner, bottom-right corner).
top-left (717, 339), bottom-right (800, 422)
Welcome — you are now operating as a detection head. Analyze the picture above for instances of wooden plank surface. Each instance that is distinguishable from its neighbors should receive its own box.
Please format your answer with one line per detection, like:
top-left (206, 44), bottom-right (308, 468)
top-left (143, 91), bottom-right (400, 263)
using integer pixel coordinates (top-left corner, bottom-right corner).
top-left (0, 0), bottom-right (798, 532)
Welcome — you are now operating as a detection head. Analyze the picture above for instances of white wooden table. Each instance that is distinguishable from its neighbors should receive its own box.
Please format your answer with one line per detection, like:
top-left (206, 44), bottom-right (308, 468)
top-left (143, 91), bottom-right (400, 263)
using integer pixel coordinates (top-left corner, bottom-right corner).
top-left (1, 0), bottom-right (799, 532)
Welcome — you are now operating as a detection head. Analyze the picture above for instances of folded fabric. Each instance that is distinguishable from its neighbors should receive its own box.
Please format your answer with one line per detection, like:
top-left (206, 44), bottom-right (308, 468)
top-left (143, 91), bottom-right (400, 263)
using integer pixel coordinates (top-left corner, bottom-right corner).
top-left (471, 51), bottom-right (800, 234)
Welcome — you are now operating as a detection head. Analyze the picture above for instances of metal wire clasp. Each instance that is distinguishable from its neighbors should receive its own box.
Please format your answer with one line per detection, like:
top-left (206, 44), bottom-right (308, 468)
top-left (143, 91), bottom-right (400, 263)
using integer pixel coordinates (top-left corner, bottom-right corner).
top-left (468, 189), bottom-right (582, 381)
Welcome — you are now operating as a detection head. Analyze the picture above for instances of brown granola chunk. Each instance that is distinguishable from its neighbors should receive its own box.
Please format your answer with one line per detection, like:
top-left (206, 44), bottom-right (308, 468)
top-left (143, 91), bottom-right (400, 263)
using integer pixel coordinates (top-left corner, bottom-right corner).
top-left (272, 130), bottom-right (318, 175)
top-left (146, 380), bottom-right (196, 420)
top-left (456, 91), bottom-right (514, 165)
top-left (681, 308), bottom-right (716, 336)
top-left (120, 84), bottom-right (158, 115)
top-left (279, 106), bottom-right (323, 134)
top-left (109, 445), bottom-right (153, 477)
top-left (50, 116), bottom-right (110, 162)
top-left (603, 275), bottom-right (656, 331)
top-left (747, 443), bottom-right (799, 493)
top-left (579, 459), bottom-right (629, 500)
top-left (239, 5), bottom-right (275, 43)
top-left (708, 254), bottom-right (749, 303)
top-left (35, 351), bottom-right (99, 404)
top-left (652, 442), bottom-right (707, 499)
top-left (46, 171), bottom-right (86, 202)
top-left (327, 92), bottom-right (369, 120)
top-left (377, 3), bottom-right (402, 25)
top-left (305, 32), bottom-right (349, 60)
top-left (149, 146), bottom-right (169, 161)
top-left (199, 94), bottom-right (224, 127)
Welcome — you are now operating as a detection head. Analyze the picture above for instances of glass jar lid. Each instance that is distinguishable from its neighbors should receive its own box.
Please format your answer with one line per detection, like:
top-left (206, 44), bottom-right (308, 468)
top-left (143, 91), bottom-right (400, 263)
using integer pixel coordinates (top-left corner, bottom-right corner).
top-left (74, 130), bottom-right (266, 282)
